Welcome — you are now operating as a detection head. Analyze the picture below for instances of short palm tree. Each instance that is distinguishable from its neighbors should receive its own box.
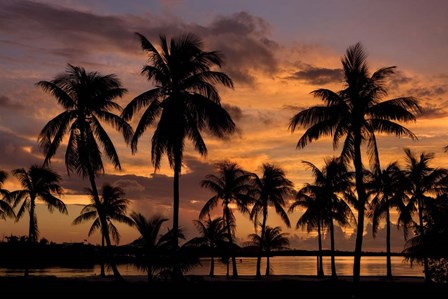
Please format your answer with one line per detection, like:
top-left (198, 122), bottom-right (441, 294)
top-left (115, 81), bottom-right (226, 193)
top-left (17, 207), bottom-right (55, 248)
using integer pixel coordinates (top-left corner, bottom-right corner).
top-left (367, 162), bottom-right (412, 279)
top-left (200, 161), bottom-right (253, 278)
top-left (122, 34), bottom-right (235, 277)
top-left (187, 216), bottom-right (228, 277)
top-left (0, 170), bottom-right (14, 221)
top-left (11, 165), bottom-right (66, 276)
top-left (250, 163), bottom-right (294, 278)
top-left (130, 213), bottom-right (169, 280)
top-left (248, 226), bottom-right (289, 276)
top-left (37, 64), bottom-right (132, 279)
top-left (402, 148), bottom-right (447, 282)
top-left (73, 184), bottom-right (134, 277)
top-left (289, 43), bottom-right (421, 281)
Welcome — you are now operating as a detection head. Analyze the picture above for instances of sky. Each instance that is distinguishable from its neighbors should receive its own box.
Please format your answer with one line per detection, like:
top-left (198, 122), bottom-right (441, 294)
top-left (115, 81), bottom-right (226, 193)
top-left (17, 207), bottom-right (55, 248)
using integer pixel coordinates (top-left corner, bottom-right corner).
top-left (1, 0), bottom-right (448, 252)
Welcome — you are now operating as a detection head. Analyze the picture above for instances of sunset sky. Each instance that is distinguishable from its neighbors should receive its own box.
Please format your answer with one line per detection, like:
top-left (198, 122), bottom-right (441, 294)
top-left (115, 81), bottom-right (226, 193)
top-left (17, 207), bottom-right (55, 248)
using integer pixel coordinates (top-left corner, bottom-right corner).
top-left (1, 0), bottom-right (448, 252)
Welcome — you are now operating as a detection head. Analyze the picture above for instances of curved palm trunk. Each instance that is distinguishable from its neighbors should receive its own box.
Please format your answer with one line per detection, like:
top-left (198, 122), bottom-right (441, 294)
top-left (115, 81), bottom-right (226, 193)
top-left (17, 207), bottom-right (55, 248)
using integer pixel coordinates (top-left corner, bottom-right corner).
top-left (329, 218), bottom-right (337, 279)
top-left (265, 249), bottom-right (271, 276)
top-left (224, 204), bottom-right (238, 278)
top-left (317, 218), bottom-right (324, 278)
top-left (417, 198), bottom-right (430, 283)
top-left (353, 131), bottom-right (367, 283)
top-left (256, 205), bottom-right (267, 279)
top-left (172, 159), bottom-right (182, 279)
top-left (385, 208), bottom-right (392, 279)
top-left (87, 170), bottom-right (122, 280)
top-left (100, 235), bottom-right (105, 277)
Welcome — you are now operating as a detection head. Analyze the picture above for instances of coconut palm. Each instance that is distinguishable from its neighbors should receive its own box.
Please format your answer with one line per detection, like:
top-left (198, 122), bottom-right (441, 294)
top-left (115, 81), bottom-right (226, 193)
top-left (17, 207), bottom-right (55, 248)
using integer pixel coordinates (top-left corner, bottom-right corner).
top-left (0, 170), bottom-right (14, 221)
top-left (187, 216), bottom-right (228, 277)
top-left (37, 64), bottom-right (132, 279)
top-left (10, 165), bottom-right (66, 276)
top-left (200, 161), bottom-right (253, 278)
top-left (367, 162), bottom-right (412, 279)
top-left (289, 43), bottom-right (421, 282)
top-left (402, 148), bottom-right (447, 282)
top-left (122, 34), bottom-right (235, 275)
top-left (130, 213), bottom-right (169, 280)
top-left (250, 163), bottom-right (294, 278)
top-left (73, 184), bottom-right (134, 277)
top-left (248, 226), bottom-right (289, 276)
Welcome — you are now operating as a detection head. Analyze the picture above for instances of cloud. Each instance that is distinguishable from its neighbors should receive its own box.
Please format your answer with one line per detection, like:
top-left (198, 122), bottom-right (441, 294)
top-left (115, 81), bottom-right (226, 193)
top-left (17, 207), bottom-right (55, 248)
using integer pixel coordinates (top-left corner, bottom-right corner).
top-left (0, 95), bottom-right (24, 110)
top-left (287, 63), bottom-right (343, 85)
top-left (408, 86), bottom-right (447, 98)
top-left (222, 103), bottom-right (243, 121)
top-left (388, 71), bottom-right (414, 90)
top-left (419, 100), bottom-right (448, 119)
top-left (0, 129), bottom-right (41, 171)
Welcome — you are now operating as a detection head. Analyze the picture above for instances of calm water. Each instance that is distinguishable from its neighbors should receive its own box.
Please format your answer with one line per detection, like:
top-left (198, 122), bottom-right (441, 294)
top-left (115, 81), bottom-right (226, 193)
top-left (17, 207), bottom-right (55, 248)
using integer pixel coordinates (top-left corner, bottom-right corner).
top-left (0, 256), bottom-right (423, 277)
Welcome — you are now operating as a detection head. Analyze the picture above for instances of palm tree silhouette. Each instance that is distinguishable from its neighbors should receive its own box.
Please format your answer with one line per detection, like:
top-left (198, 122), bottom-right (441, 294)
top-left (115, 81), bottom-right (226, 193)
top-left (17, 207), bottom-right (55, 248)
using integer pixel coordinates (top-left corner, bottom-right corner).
top-left (289, 43), bottom-right (421, 282)
top-left (187, 216), bottom-right (228, 277)
top-left (73, 184), bottom-right (134, 277)
top-left (250, 163), bottom-right (293, 278)
top-left (130, 213), bottom-right (169, 280)
top-left (248, 226), bottom-right (289, 276)
top-left (37, 64), bottom-right (132, 280)
top-left (367, 162), bottom-right (412, 280)
top-left (402, 148), bottom-right (446, 282)
top-left (200, 161), bottom-right (252, 278)
top-left (122, 33), bottom-right (235, 277)
top-left (10, 165), bottom-right (66, 276)
top-left (0, 170), bottom-right (14, 221)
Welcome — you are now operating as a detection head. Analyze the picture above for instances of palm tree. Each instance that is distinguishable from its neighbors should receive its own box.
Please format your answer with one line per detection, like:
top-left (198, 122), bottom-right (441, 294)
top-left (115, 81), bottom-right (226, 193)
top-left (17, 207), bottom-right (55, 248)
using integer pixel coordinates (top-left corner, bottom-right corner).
top-left (187, 216), bottom-right (227, 277)
top-left (130, 213), bottom-right (169, 280)
top-left (122, 34), bottom-right (235, 276)
top-left (200, 161), bottom-right (253, 278)
top-left (402, 148), bottom-right (447, 282)
top-left (0, 170), bottom-right (14, 221)
top-left (289, 43), bottom-right (421, 282)
top-left (10, 165), bottom-right (66, 276)
top-left (37, 64), bottom-right (132, 279)
top-left (250, 163), bottom-right (294, 278)
top-left (367, 162), bottom-right (412, 279)
top-left (248, 226), bottom-right (289, 276)
top-left (73, 184), bottom-right (134, 277)
top-left (290, 158), bottom-right (355, 279)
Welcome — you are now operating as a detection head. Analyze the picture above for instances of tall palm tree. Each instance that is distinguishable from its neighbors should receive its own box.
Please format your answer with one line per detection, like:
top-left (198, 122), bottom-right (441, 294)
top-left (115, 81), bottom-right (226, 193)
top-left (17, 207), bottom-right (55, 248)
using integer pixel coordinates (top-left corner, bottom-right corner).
top-left (200, 161), bottom-right (253, 278)
top-left (187, 216), bottom-right (228, 277)
top-left (130, 213), bottom-right (169, 280)
top-left (73, 184), bottom-right (134, 277)
top-left (250, 163), bottom-right (294, 278)
top-left (0, 170), bottom-right (14, 221)
top-left (248, 226), bottom-right (289, 276)
top-left (367, 162), bottom-right (412, 280)
top-left (402, 148), bottom-right (447, 282)
top-left (122, 34), bottom-right (235, 275)
top-left (10, 165), bottom-right (66, 276)
top-left (290, 158), bottom-right (355, 279)
top-left (37, 64), bottom-right (132, 279)
top-left (289, 43), bottom-right (421, 282)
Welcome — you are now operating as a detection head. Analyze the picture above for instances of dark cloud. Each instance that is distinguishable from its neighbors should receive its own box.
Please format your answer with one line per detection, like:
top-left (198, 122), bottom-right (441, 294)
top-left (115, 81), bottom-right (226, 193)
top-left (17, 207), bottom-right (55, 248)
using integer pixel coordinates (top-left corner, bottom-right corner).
top-left (0, 129), bottom-right (41, 171)
top-left (222, 103), bottom-right (243, 121)
top-left (287, 63), bottom-right (343, 85)
top-left (0, 95), bottom-right (24, 110)
top-left (282, 104), bottom-right (307, 112)
top-left (419, 100), bottom-right (448, 119)
top-left (388, 71), bottom-right (414, 90)
top-left (408, 86), bottom-right (446, 98)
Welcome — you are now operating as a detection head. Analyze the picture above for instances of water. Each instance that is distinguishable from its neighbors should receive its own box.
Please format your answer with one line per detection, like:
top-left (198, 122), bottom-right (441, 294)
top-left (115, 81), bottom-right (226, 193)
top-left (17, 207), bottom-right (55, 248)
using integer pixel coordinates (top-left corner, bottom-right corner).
top-left (0, 256), bottom-right (423, 277)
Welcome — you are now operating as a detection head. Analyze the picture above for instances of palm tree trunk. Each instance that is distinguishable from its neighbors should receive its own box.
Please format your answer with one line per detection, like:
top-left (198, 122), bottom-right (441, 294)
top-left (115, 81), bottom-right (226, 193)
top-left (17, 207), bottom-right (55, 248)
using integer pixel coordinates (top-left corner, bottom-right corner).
top-left (224, 205), bottom-right (238, 278)
top-left (172, 158), bottom-right (182, 280)
top-left (25, 197), bottom-right (36, 277)
top-left (386, 208), bottom-right (392, 279)
top-left (209, 255), bottom-right (215, 277)
top-left (87, 169), bottom-right (122, 280)
top-left (317, 218), bottom-right (324, 278)
top-left (265, 250), bottom-right (270, 276)
top-left (100, 234), bottom-right (105, 277)
top-left (417, 198), bottom-right (430, 282)
top-left (330, 218), bottom-right (337, 279)
top-left (353, 131), bottom-right (367, 283)
top-left (256, 206), bottom-right (267, 279)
